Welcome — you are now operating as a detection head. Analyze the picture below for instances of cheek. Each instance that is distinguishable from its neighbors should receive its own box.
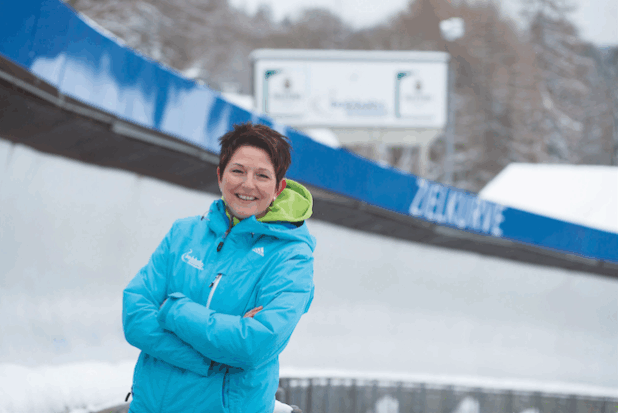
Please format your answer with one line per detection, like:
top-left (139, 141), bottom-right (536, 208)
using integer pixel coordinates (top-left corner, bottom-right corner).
top-left (221, 175), bottom-right (239, 190)
top-left (259, 183), bottom-right (278, 199)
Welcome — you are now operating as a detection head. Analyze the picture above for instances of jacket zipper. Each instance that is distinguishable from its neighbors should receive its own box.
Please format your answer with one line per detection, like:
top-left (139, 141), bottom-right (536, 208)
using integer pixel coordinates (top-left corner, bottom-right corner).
top-left (206, 273), bottom-right (223, 310)
top-left (216, 214), bottom-right (234, 252)
top-left (211, 212), bottom-right (233, 309)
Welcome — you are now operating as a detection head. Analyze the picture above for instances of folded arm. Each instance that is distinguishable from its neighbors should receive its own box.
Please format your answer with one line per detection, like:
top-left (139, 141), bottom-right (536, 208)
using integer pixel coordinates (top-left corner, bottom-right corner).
top-left (157, 253), bottom-right (314, 371)
top-left (122, 224), bottom-right (214, 377)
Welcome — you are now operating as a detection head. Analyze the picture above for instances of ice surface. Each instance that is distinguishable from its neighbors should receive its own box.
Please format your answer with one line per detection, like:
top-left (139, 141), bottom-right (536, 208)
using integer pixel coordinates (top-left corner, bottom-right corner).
top-left (0, 137), bottom-right (616, 401)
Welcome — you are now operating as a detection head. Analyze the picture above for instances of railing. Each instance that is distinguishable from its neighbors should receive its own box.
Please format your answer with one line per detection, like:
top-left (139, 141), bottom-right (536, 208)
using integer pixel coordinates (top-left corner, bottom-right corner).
top-left (277, 378), bottom-right (618, 413)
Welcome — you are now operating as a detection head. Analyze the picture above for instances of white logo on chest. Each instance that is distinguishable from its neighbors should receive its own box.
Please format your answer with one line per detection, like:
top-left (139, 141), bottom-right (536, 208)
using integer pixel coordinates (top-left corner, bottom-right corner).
top-left (252, 247), bottom-right (264, 257)
top-left (181, 249), bottom-right (204, 270)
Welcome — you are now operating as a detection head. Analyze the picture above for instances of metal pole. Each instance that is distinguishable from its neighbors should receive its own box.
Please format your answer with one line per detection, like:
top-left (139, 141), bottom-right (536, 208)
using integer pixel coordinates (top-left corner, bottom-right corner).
top-left (607, 80), bottom-right (617, 167)
top-left (444, 56), bottom-right (456, 186)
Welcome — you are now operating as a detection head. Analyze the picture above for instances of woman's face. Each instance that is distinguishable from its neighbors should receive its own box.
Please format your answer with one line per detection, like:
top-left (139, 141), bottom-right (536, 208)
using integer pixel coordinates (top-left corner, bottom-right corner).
top-left (218, 145), bottom-right (286, 219)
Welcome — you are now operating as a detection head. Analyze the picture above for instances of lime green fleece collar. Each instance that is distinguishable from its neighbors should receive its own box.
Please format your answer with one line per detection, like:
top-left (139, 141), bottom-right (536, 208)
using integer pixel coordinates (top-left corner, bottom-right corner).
top-left (224, 179), bottom-right (313, 226)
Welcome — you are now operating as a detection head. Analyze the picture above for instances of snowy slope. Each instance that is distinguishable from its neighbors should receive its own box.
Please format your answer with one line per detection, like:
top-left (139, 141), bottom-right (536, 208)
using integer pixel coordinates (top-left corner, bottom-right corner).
top-left (479, 163), bottom-right (618, 234)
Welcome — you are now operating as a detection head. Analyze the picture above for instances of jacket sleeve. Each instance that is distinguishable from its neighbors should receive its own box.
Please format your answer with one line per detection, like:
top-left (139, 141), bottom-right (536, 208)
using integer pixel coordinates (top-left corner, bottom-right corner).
top-left (157, 250), bottom-right (314, 371)
top-left (122, 223), bottom-right (214, 377)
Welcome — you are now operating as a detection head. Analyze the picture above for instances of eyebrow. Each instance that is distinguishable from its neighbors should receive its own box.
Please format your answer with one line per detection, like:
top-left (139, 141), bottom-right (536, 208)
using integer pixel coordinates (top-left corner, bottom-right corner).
top-left (230, 163), bottom-right (273, 174)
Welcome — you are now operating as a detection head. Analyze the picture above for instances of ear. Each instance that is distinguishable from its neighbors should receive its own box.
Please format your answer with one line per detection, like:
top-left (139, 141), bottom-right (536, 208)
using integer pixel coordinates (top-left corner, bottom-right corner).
top-left (217, 167), bottom-right (223, 192)
top-left (276, 178), bottom-right (287, 197)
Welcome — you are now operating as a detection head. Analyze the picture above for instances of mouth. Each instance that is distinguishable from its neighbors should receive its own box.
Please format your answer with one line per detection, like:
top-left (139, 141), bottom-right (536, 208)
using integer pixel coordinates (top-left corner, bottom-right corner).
top-left (236, 194), bottom-right (258, 202)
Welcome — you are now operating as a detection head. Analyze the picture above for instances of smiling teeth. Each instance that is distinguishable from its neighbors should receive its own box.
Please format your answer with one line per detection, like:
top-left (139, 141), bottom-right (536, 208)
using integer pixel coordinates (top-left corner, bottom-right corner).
top-left (237, 194), bottom-right (256, 201)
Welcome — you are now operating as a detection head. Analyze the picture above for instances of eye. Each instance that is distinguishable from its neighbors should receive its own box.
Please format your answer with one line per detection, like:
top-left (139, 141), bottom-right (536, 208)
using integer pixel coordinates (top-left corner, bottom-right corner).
top-left (231, 169), bottom-right (243, 174)
top-left (258, 173), bottom-right (270, 179)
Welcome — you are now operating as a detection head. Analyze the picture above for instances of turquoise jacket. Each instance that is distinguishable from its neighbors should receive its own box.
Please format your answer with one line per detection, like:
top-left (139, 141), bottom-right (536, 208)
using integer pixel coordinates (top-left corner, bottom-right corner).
top-left (123, 182), bottom-right (315, 413)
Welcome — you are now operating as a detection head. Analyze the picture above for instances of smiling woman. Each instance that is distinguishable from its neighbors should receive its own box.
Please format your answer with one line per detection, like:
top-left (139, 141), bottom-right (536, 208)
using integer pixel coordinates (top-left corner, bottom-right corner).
top-left (218, 141), bottom-right (288, 220)
top-left (122, 122), bottom-right (314, 413)
top-left (218, 145), bottom-right (286, 219)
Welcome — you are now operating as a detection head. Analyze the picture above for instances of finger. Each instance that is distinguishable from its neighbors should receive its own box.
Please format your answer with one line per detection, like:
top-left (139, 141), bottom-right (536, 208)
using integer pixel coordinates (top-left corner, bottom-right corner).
top-left (245, 309), bottom-right (259, 318)
top-left (243, 306), bottom-right (263, 318)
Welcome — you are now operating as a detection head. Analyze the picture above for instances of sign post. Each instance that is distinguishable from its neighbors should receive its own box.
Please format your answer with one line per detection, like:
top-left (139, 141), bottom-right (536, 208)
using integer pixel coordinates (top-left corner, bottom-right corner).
top-left (439, 18), bottom-right (466, 185)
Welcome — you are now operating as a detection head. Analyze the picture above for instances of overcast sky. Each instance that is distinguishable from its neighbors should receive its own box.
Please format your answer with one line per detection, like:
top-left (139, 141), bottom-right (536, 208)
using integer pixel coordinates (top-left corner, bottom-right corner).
top-left (230, 0), bottom-right (617, 47)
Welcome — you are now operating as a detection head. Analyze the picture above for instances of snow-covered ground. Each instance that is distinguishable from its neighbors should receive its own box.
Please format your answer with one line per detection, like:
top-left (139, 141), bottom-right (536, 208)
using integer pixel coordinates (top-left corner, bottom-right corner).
top-left (0, 361), bottom-right (134, 413)
top-left (0, 137), bottom-right (617, 413)
top-left (1, 361), bottom-right (616, 413)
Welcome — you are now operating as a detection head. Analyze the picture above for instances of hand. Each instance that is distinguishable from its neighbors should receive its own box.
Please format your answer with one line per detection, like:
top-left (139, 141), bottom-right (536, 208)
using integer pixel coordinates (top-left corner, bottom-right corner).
top-left (243, 306), bottom-right (263, 318)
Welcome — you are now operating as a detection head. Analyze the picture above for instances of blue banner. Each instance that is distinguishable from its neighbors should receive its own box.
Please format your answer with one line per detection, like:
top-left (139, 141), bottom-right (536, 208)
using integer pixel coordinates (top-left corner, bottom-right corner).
top-left (2, 0), bottom-right (616, 264)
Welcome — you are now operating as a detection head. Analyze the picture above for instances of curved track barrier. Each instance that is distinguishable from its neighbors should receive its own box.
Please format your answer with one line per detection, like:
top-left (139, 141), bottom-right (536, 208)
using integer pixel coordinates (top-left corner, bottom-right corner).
top-left (1, 0), bottom-right (617, 267)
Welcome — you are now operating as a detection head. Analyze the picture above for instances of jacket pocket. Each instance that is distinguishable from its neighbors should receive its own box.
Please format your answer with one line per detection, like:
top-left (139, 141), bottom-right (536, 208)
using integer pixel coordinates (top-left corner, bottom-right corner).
top-left (221, 367), bottom-right (230, 412)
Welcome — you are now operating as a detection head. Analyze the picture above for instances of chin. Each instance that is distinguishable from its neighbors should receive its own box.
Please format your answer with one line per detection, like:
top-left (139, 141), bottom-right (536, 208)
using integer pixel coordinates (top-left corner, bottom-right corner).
top-left (229, 206), bottom-right (260, 219)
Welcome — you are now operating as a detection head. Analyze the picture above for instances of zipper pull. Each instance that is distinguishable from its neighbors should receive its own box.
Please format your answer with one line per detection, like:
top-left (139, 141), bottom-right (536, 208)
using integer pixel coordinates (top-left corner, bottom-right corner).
top-left (125, 387), bottom-right (132, 402)
top-left (217, 221), bottom-right (233, 253)
top-left (206, 274), bottom-right (223, 310)
top-left (209, 273), bottom-right (222, 288)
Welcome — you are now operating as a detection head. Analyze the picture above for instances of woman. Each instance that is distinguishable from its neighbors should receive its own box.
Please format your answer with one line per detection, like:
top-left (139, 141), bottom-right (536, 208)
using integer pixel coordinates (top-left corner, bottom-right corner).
top-left (122, 122), bottom-right (315, 413)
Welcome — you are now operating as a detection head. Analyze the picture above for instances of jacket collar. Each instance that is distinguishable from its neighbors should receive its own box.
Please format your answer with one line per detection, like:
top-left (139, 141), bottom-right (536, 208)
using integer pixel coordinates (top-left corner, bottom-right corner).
top-left (205, 199), bottom-right (316, 251)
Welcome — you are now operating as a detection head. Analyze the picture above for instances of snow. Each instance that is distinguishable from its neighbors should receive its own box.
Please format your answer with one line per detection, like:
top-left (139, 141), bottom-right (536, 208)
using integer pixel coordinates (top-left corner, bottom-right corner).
top-left (1, 138), bottom-right (617, 408)
top-left (278, 368), bottom-right (618, 398)
top-left (0, 361), bottom-right (616, 413)
top-left (479, 163), bottom-right (618, 234)
top-left (220, 91), bottom-right (255, 111)
top-left (0, 361), bottom-right (134, 413)
top-left (301, 128), bottom-right (341, 148)
top-left (452, 397), bottom-right (480, 413)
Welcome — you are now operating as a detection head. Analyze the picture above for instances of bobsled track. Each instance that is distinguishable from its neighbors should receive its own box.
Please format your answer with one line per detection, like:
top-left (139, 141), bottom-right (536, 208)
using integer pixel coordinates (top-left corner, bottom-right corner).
top-left (0, 1), bottom-right (617, 412)
top-left (1, 138), bottom-right (617, 402)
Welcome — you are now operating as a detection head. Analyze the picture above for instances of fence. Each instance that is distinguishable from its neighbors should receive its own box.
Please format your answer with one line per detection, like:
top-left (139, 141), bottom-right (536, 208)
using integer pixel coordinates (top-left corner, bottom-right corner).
top-left (276, 378), bottom-right (618, 413)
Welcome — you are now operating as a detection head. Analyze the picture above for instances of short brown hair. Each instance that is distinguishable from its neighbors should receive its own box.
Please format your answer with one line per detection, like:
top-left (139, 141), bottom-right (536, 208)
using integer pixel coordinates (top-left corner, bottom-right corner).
top-left (218, 123), bottom-right (292, 184)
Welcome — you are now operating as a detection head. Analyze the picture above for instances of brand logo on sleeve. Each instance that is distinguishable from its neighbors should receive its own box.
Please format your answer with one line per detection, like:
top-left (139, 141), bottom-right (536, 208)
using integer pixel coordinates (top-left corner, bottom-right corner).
top-left (252, 247), bottom-right (264, 257)
top-left (181, 249), bottom-right (204, 270)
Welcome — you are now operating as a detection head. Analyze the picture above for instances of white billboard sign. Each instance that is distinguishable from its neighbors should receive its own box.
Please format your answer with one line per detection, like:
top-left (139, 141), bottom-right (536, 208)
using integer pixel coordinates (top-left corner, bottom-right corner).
top-left (251, 49), bottom-right (449, 129)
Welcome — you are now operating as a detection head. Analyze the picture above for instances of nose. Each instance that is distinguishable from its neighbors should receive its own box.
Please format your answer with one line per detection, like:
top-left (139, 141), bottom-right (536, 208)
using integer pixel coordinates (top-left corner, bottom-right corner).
top-left (241, 173), bottom-right (258, 188)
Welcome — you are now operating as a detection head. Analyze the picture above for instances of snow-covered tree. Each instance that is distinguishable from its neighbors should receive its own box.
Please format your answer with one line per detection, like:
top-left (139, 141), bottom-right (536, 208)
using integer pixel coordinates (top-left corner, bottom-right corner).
top-left (597, 47), bottom-right (618, 165)
top-left (523, 0), bottom-right (599, 162)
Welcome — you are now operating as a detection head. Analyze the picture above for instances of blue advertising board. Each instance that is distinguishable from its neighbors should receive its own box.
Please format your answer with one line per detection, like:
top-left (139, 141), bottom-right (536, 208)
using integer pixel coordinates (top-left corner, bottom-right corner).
top-left (1, 0), bottom-right (616, 264)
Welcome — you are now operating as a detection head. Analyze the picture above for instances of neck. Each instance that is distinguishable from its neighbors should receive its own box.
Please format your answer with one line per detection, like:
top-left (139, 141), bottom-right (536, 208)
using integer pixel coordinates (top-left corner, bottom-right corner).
top-left (225, 205), bottom-right (240, 227)
top-left (224, 202), bottom-right (270, 224)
